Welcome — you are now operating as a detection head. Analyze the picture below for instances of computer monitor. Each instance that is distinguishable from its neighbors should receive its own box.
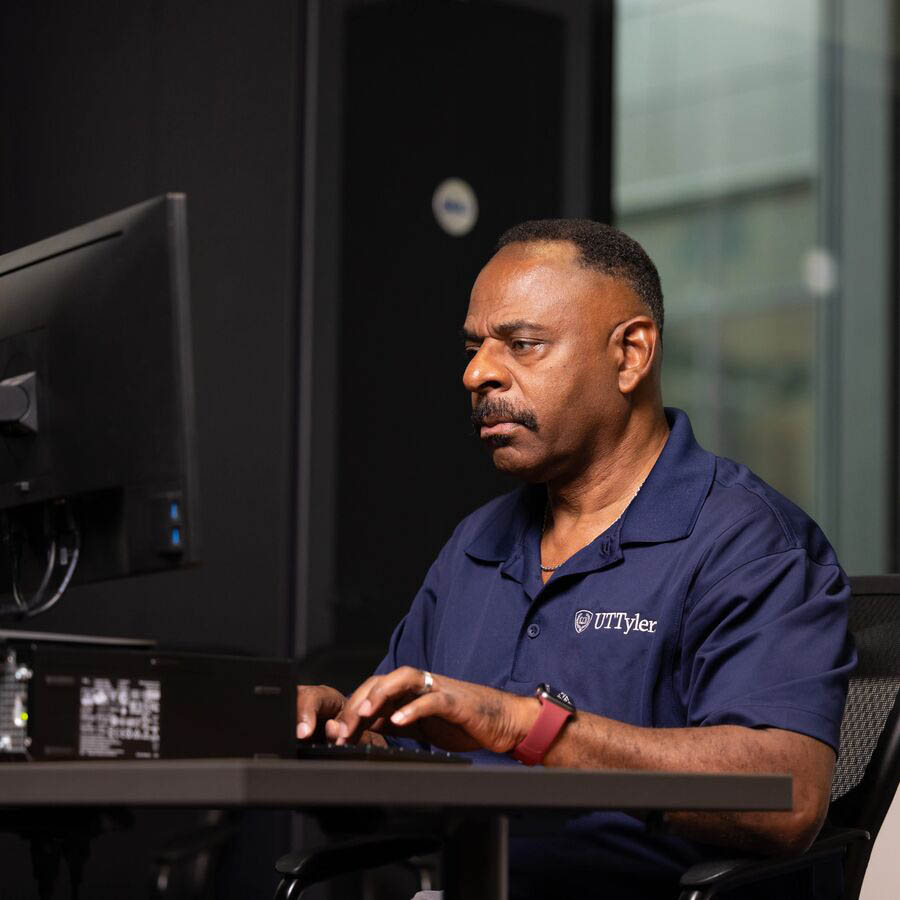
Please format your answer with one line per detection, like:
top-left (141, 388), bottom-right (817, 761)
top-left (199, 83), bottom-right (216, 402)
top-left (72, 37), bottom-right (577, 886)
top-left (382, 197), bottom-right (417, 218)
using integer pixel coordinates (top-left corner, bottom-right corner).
top-left (0, 194), bottom-right (199, 617)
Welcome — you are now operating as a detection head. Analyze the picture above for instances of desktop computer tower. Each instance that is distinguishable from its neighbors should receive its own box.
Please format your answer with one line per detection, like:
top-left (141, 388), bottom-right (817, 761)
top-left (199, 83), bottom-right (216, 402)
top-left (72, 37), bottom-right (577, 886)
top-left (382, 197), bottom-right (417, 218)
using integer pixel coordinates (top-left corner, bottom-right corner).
top-left (0, 634), bottom-right (296, 761)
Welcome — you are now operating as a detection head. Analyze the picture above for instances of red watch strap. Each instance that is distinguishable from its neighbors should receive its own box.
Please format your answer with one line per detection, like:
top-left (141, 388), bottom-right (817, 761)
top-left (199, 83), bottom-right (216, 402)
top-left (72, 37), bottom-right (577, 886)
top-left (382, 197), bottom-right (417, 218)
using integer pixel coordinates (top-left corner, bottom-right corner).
top-left (511, 697), bottom-right (572, 766)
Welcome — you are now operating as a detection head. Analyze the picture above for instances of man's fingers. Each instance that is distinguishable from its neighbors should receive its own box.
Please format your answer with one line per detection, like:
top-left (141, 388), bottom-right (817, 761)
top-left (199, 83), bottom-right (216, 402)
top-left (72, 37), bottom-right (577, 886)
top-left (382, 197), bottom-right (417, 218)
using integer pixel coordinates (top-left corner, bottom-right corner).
top-left (389, 691), bottom-right (447, 727)
top-left (331, 674), bottom-right (383, 743)
top-left (340, 675), bottom-right (382, 716)
top-left (357, 667), bottom-right (422, 717)
top-left (324, 717), bottom-right (344, 742)
top-left (359, 729), bottom-right (389, 748)
top-left (333, 667), bottom-right (425, 744)
top-left (296, 685), bottom-right (346, 740)
top-left (296, 708), bottom-right (314, 739)
top-left (296, 686), bottom-right (320, 739)
top-left (302, 669), bottom-right (447, 746)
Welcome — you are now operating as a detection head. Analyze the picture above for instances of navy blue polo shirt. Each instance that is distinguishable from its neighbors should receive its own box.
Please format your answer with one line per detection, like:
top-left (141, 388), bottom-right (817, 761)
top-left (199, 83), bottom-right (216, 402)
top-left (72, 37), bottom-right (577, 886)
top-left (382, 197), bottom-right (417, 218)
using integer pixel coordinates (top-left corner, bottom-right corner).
top-left (376, 408), bottom-right (855, 897)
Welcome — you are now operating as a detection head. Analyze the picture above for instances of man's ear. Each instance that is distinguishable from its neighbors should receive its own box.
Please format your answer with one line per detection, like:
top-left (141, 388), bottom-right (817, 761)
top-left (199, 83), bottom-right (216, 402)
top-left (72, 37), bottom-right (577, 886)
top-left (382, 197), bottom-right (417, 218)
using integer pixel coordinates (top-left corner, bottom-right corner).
top-left (615, 316), bottom-right (659, 395)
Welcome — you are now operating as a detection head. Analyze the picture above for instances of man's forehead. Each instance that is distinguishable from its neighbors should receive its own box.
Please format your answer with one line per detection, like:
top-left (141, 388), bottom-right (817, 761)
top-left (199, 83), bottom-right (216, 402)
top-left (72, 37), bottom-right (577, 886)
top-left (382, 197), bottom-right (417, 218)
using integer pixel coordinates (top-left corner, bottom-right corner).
top-left (466, 240), bottom-right (616, 324)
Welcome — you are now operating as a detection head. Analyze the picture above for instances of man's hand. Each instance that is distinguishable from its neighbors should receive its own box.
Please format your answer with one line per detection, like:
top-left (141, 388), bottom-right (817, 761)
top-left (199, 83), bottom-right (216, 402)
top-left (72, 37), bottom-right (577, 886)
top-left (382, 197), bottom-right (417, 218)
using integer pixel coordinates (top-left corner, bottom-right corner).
top-left (296, 684), bottom-right (346, 740)
top-left (326, 666), bottom-right (538, 753)
top-left (296, 684), bottom-right (390, 747)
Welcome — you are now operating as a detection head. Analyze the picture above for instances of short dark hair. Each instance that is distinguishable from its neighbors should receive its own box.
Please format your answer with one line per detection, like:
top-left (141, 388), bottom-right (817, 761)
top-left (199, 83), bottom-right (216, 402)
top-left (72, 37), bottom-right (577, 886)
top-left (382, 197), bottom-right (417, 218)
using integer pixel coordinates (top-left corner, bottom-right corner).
top-left (496, 219), bottom-right (664, 335)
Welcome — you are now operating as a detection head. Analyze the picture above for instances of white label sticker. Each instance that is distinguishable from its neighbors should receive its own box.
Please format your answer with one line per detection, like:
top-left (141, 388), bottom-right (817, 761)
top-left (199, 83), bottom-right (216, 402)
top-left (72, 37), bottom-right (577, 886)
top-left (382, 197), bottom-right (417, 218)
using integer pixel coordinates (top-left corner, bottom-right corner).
top-left (79, 677), bottom-right (161, 759)
top-left (432, 178), bottom-right (479, 236)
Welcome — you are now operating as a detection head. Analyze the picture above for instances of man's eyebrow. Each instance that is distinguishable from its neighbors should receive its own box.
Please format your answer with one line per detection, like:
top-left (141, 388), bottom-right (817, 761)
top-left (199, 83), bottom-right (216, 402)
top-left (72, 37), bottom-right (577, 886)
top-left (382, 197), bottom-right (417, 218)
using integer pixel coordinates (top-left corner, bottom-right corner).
top-left (459, 320), bottom-right (548, 342)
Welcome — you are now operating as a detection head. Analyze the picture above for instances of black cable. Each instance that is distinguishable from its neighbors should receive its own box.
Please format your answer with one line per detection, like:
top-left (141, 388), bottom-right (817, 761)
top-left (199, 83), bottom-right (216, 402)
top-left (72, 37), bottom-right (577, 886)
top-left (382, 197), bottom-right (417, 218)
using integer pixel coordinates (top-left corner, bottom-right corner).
top-left (25, 535), bottom-right (79, 617)
top-left (0, 514), bottom-right (46, 618)
top-left (12, 534), bottom-right (57, 612)
top-left (0, 513), bottom-right (30, 613)
top-left (0, 500), bottom-right (81, 619)
top-left (24, 503), bottom-right (80, 618)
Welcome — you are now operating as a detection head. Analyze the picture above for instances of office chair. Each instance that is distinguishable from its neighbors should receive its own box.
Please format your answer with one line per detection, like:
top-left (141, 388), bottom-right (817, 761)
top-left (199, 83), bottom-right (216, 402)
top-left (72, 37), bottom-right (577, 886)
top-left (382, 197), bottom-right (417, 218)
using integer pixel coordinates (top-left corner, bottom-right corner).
top-left (678, 575), bottom-right (900, 899)
top-left (151, 810), bottom-right (240, 899)
top-left (274, 835), bottom-right (441, 899)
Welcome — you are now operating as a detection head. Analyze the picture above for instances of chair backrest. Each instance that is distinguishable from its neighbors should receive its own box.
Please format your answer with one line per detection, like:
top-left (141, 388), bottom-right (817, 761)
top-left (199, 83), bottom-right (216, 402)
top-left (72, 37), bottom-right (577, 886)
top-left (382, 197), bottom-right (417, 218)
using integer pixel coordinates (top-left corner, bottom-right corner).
top-left (829, 576), bottom-right (900, 898)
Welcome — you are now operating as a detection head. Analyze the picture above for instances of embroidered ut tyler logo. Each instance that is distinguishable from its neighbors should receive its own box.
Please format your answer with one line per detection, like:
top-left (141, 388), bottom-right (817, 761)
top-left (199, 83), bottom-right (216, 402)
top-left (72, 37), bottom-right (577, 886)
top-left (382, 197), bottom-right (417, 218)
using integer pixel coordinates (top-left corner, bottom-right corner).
top-left (574, 610), bottom-right (593, 634)
top-left (574, 609), bottom-right (659, 635)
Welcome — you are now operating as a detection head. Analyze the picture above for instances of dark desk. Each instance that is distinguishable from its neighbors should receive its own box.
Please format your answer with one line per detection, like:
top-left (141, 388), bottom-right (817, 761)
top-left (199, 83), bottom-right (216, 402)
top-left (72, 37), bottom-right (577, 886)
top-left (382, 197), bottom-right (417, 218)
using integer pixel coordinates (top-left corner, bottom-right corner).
top-left (0, 760), bottom-right (792, 899)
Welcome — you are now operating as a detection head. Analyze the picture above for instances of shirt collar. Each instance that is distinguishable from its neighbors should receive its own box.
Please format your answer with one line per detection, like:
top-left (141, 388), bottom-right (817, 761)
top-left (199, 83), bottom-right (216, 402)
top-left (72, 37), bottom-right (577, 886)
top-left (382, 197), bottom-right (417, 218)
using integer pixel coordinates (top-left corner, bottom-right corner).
top-left (618, 407), bottom-right (715, 545)
top-left (464, 485), bottom-right (540, 564)
top-left (464, 407), bottom-right (715, 563)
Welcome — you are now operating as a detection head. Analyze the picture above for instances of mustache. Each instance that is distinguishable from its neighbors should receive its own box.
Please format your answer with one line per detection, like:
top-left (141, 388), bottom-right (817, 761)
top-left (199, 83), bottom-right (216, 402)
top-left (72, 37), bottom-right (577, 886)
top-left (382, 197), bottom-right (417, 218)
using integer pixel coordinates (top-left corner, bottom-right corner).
top-left (470, 397), bottom-right (539, 432)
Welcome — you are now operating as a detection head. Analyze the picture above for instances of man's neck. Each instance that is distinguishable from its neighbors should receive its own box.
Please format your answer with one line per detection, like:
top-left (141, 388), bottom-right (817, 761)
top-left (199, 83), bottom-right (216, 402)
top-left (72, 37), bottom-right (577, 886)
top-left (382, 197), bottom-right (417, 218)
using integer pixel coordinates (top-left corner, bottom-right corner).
top-left (544, 408), bottom-right (670, 531)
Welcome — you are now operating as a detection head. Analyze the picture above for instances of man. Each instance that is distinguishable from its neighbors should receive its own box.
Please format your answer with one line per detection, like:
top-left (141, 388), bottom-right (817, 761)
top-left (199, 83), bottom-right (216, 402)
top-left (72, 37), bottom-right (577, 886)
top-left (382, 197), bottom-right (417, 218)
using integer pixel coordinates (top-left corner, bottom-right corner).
top-left (297, 220), bottom-right (855, 898)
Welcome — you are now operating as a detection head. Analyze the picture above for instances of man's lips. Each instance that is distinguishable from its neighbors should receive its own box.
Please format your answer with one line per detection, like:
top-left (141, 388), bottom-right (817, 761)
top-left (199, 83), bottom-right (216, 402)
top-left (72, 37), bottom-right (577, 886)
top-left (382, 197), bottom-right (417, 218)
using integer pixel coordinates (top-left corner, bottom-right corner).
top-left (479, 420), bottom-right (522, 437)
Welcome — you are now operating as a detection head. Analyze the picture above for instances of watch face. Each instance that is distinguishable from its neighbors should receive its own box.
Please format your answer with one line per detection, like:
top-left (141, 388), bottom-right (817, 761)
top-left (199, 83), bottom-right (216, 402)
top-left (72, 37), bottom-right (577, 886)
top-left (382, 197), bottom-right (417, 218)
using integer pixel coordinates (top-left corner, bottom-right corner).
top-left (537, 683), bottom-right (575, 712)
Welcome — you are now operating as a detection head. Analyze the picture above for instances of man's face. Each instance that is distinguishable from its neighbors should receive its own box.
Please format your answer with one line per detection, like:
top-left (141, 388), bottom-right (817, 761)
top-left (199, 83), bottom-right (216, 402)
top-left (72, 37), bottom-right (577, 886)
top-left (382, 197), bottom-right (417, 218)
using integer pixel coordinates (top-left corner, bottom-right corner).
top-left (462, 241), bottom-right (643, 481)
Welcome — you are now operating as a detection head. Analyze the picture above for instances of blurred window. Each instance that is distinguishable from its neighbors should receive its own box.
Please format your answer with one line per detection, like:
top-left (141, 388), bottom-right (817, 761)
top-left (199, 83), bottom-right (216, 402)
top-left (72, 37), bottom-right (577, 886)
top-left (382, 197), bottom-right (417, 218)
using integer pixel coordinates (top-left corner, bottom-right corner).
top-left (614, 0), bottom-right (895, 572)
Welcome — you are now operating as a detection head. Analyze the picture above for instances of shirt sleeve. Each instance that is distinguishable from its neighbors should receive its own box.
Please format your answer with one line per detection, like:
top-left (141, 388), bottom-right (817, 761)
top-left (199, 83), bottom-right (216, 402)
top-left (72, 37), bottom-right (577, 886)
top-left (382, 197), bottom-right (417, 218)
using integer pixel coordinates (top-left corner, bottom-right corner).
top-left (679, 545), bottom-right (856, 753)
top-left (374, 553), bottom-right (443, 676)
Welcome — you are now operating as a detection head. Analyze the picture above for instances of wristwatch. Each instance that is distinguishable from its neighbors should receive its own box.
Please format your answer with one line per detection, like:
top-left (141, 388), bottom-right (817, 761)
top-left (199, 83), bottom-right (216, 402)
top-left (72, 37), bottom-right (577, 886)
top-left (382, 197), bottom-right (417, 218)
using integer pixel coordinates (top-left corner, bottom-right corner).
top-left (511, 683), bottom-right (575, 766)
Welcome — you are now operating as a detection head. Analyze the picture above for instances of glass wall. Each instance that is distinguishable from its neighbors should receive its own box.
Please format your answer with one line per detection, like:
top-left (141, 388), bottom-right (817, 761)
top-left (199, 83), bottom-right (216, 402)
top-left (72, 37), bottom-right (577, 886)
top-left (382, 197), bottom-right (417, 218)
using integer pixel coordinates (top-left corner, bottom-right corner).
top-left (614, 0), bottom-right (895, 572)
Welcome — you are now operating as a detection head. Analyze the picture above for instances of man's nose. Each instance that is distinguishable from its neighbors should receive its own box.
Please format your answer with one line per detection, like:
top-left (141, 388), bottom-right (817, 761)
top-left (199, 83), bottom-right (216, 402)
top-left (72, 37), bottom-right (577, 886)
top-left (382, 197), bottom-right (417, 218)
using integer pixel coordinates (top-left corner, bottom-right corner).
top-left (463, 340), bottom-right (509, 393)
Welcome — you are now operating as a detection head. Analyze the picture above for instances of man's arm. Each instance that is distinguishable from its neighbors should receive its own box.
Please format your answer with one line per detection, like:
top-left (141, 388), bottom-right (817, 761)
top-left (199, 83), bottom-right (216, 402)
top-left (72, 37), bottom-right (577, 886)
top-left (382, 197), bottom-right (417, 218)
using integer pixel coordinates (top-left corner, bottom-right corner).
top-left (541, 705), bottom-right (834, 855)
top-left (328, 667), bottom-right (834, 856)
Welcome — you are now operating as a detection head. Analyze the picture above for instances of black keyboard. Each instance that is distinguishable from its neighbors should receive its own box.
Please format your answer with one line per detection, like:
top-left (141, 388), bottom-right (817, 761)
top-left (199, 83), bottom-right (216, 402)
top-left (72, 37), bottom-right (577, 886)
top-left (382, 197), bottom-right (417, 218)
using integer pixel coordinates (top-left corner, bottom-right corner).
top-left (296, 741), bottom-right (471, 764)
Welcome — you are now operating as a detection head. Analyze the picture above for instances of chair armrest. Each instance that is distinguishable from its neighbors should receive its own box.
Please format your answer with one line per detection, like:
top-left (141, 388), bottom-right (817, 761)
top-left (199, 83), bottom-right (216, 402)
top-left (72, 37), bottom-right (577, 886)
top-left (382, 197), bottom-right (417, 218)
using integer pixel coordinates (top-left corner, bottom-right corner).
top-left (678, 828), bottom-right (870, 899)
top-left (275, 834), bottom-right (441, 894)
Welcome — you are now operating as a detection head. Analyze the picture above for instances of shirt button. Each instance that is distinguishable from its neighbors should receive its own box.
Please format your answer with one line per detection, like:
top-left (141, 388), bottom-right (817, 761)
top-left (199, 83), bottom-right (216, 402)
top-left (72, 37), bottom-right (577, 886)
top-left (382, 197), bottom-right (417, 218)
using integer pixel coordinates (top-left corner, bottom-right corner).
top-left (527, 623), bottom-right (541, 638)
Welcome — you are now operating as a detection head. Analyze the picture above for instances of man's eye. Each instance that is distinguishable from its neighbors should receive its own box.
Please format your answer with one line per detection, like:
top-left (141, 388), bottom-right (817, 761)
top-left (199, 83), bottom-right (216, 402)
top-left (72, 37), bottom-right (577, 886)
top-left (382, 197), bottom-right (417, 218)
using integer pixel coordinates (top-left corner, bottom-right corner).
top-left (511, 340), bottom-right (537, 352)
top-left (463, 346), bottom-right (478, 360)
